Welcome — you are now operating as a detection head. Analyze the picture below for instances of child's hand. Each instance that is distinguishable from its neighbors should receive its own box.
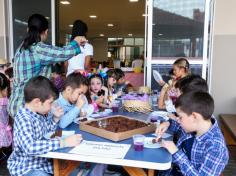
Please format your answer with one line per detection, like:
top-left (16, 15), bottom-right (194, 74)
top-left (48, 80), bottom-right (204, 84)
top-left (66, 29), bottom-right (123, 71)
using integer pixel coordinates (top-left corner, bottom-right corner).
top-left (96, 96), bottom-right (104, 104)
top-left (62, 134), bottom-right (83, 148)
top-left (76, 95), bottom-right (85, 109)
top-left (161, 140), bottom-right (178, 154)
top-left (51, 103), bottom-right (64, 122)
top-left (80, 110), bottom-right (87, 117)
top-left (167, 113), bottom-right (178, 120)
top-left (155, 121), bottom-right (170, 139)
top-left (125, 80), bottom-right (130, 85)
top-left (117, 90), bottom-right (123, 97)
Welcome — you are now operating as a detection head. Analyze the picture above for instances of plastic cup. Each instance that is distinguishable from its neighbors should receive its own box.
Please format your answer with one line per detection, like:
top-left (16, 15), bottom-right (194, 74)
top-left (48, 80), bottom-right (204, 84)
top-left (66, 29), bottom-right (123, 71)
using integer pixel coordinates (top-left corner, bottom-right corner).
top-left (112, 103), bottom-right (119, 112)
top-left (133, 134), bottom-right (145, 151)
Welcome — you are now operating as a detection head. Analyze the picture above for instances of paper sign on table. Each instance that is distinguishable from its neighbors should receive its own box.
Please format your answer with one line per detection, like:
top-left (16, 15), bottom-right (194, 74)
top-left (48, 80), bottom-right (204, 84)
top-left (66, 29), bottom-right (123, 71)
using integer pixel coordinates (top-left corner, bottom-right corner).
top-left (69, 140), bottom-right (131, 159)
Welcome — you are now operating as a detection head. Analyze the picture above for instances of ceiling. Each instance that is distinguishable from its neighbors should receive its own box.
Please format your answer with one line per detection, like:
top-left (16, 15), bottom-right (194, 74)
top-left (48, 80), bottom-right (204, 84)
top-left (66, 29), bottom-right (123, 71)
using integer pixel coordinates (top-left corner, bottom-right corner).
top-left (58, 0), bottom-right (146, 40)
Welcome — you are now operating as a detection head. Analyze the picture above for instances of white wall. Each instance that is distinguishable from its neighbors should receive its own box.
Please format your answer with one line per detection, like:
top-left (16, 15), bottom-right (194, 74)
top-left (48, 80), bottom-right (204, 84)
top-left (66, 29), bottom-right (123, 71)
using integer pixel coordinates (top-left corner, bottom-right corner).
top-left (90, 38), bottom-right (107, 62)
top-left (210, 0), bottom-right (236, 117)
top-left (0, 0), bottom-right (6, 58)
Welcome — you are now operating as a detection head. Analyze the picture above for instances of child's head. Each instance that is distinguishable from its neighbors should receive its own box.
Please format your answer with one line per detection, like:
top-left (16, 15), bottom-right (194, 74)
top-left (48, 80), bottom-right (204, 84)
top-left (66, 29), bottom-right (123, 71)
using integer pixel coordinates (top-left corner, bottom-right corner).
top-left (51, 63), bottom-right (64, 78)
top-left (114, 68), bottom-right (125, 85)
top-left (0, 73), bottom-right (10, 97)
top-left (175, 74), bottom-right (208, 96)
top-left (173, 58), bottom-right (189, 78)
top-left (175, 91), bottom-right (214, 133)
top-left (106, 69), bottom-right (118, 87)
top-left (63, 72), bottom-right (88, 104)
top-left (24, 76), bottom-right (59, 114)
top-left (89, 74), bottom-right (103, 94)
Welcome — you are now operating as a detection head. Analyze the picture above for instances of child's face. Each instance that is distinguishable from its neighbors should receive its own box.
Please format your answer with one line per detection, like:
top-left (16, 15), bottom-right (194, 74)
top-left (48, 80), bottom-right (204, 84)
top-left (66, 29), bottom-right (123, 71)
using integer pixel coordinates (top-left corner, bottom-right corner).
top-left (176, 107), bottom-right (196, 133)
top-left (1, 87), bottom-right (8, 97)
top-left (173, 65), bottom-right (185, 79)
top-left (117, 76), bottom-right (125, 85)
top-left (108, 77), bottom-right (116, 87)
top-left (68, 85), bottom-right (87, 104)
top-left (37, 97), bottom-right (54, 115)
top-left (90, 78), bottom-right (102, 93)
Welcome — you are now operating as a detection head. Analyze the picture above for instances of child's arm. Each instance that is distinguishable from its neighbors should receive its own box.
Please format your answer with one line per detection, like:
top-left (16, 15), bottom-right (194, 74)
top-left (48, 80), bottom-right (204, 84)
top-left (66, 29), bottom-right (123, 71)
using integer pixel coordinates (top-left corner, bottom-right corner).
top-left (59, 96), bottom-right (85, 129)
top-left (164, 141), bottom-right (229, 176)
top-left (16, 117), bottom-right (60, 155)
top-left (158, 84), bottom-right (169, 109)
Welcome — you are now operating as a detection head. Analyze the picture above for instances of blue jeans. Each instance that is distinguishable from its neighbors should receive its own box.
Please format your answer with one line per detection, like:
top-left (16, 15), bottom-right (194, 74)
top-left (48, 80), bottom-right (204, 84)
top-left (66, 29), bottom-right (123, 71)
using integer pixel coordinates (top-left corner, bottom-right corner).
top-left (24, 170), bottom-right (52, 176)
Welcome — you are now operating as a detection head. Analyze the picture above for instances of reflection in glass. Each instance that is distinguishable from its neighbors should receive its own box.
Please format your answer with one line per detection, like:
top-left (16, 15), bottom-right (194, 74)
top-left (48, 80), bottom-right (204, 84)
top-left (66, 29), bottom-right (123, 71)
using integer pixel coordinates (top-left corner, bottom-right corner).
top-left (152, 0), bottom-right (205, 58)
top-left (12, 0), bottom-right (52, 53)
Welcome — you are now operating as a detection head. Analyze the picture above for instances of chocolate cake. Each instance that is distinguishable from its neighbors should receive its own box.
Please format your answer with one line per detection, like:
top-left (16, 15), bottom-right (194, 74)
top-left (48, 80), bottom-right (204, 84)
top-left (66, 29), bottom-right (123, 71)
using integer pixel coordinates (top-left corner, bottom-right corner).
top-left (86, 116), bottom-right (148, 133)
top-left (50, 130), bottom-right (62, 138)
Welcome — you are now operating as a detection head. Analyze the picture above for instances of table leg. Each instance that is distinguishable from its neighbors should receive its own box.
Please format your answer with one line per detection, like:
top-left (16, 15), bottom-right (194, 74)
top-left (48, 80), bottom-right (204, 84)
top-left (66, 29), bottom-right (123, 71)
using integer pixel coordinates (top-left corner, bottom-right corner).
top-left (53, 159), bottom-right (60, 176)
top-left (123, 166), bottom-right (147, 176)
top-left (148, 169), bottom-right (155, 176)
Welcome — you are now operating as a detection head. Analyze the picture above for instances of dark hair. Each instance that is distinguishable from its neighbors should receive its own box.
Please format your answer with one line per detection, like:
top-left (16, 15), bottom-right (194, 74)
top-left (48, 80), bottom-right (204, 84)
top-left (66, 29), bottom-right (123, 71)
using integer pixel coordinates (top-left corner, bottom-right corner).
top-left (89, 74), bottom-right (104, 85)
top-left (70, 20), bottom-right (88, 41)
top-left (0, 73), bottom-right (10, 91)
top-left (24, 76), bottom-right (58, 103)
top-left (64, 72), bottom-right (88, 90)
top-left (173, 58), bottom-right (190, 72)
top-left (175, 91), bottom-right (214, 120)
top-left (5, 67), bottom-right (13, 79)
top-left (21, 14), bottom-right (48, 51)
top-left (52, 63), bottom-right (64, 75)
top-left (175, 74), bottom-right (208, 94)
top-left (169, 69), bottom-right (174, 76)
top-left (114, 68), bottom-right (125, 80)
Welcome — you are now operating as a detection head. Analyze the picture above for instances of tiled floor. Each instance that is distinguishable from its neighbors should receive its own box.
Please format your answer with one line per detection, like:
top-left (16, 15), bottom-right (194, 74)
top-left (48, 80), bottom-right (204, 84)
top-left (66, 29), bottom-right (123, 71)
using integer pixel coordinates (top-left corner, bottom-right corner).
top-left (1, 146), bottom-right (236, 176)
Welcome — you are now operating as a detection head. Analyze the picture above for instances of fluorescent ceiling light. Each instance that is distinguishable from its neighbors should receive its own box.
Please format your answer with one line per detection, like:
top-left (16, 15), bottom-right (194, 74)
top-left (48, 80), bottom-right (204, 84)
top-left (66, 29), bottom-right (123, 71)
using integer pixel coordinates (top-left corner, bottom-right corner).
top-left (69, 24), bottom-right (73, 27)
top-left (60, 1), bottom-right (70, 5)
top-left (89, 15), bottom-right (97, 18)
top-left (45, 16), bottom-right (50, 19)
top-left (128, 33), bottom-right (133, 36)
top-left (129, 0), bottom-right (139, 2)
top-left (158, 33), bottom-right (163, 36)
top-left (107, 24), bottom-right (114, 27)
top-left (100, 34), bottom-right (104, 37)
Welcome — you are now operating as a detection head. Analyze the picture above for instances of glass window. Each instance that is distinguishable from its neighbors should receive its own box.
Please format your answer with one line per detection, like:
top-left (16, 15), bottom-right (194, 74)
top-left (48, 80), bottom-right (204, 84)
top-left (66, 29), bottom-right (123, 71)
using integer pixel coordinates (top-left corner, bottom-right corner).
top-left (12, 0), bottom-right (52, 53)
top-left (152, 0), bottom-right (205, 58)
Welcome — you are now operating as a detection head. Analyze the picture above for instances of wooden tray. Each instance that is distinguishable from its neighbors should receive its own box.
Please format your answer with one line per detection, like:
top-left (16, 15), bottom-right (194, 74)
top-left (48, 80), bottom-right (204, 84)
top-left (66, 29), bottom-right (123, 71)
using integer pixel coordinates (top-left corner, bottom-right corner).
top-left (80, 115), bottom-right (156, 142)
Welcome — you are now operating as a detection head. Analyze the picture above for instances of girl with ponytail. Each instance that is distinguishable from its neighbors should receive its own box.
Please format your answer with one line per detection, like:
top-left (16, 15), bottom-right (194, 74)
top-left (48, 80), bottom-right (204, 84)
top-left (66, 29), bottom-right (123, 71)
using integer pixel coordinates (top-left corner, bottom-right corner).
top-left (8, 14), bottom-right (87, 117)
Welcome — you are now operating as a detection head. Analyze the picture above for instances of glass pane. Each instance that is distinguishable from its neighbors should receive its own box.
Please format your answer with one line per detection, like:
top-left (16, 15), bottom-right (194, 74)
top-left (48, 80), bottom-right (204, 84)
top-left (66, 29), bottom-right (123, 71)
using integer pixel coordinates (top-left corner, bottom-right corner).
top-left (12, 0), bottom-right (52, 53)
top-left (135, 38), bottom-right (144, 45)
top-left (124, 38), bottom-right (134, 45)
top-left (152, 0), bottom-right (205, 58)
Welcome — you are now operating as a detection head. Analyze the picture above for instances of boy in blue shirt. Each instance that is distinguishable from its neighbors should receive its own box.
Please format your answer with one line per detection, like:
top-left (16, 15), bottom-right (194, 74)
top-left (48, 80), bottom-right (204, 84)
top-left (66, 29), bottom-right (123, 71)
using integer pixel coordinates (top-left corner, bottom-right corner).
top-left (55, 72), bottom-right (89, 129)
top-left (8, 76), bottom-right (83, 176)
top-left (156, 91), bottom-right (229, 176)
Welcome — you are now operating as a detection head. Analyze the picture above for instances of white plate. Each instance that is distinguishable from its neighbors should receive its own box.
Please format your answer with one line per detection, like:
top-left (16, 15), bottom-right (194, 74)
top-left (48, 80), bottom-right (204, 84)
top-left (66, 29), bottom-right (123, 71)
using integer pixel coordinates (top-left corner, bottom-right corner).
top-left (44, 131), bottom-right (75, 139)
top-left (149, 111), bottom-right (169, 121)
top-left (73, 117), bottom-right (94, 124)
top-left (144, 137), bottom-right (161, 149)
top-left (153, 70), bottom-right (163, 83)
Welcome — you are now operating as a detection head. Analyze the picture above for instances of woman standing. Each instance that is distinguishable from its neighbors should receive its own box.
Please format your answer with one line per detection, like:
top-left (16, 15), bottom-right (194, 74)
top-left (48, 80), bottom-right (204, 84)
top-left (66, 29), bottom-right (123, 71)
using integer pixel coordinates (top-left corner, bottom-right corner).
top-left (66, 20), bottom-right (93, 76)
top-left (8, 14), bottom-right (86, 117)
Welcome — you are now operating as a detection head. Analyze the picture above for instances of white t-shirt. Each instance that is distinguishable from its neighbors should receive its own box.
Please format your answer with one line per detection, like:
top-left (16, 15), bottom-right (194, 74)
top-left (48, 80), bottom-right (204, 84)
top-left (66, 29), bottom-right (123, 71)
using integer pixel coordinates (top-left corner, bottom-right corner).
top-left (67, 43), bottom-right (93, 76)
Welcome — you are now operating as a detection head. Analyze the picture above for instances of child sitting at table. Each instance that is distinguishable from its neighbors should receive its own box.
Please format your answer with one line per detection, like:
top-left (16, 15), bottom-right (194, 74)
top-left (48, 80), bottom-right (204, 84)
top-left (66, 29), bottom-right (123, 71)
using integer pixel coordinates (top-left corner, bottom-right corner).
top-left (56, 72), bottom-right (88, 129)
top-left (0, 73), bottom-right (12, 159)
top-left (156, 91), bottom-right (229, 176)
top-left (158, 58), bottom-right (190, 110)
top-left (105, 69), bottom-right (123, 102)
top-left (87, 74), bottom-right (112, 110)
top-left (7, 76), bottom-right (83, 176)
top-left (114, 68), bottom-right (131, 94)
